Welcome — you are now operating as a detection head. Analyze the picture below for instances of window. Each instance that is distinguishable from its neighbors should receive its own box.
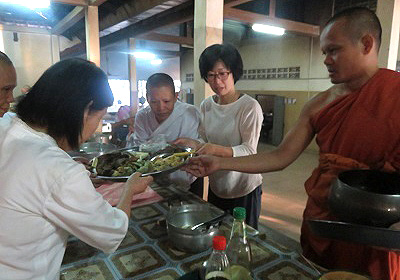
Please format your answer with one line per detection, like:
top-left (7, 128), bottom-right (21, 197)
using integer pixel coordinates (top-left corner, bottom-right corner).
top-left (108, 79), bottom-right (130, 112)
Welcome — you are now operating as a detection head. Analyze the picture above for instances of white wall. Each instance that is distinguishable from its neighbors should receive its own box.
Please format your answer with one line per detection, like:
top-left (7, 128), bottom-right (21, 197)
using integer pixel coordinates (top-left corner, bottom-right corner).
top-left (180, 34), bottom-right (333, 97)
top-left (1, 25), bottom-right (77, 97)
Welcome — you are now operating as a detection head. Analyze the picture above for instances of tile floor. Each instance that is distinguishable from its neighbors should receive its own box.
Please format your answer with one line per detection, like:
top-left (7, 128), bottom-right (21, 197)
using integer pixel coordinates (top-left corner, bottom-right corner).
top-left (257, 142), bottom-right (319, 242)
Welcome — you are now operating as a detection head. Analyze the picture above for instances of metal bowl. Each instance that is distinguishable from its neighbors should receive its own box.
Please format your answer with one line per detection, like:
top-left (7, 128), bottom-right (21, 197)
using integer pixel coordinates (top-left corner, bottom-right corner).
top-left (166, 204), bottom-right (225, 253)
top-left (78, 142), bottom-right (117, 159)
top-left (329, 170), bottom-right (400, 227)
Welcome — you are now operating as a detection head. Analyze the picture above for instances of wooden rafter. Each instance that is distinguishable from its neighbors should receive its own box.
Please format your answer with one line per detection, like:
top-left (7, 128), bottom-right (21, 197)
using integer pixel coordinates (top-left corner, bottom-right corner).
top-left (224, 0), bottom-right (253, 8)
top-left (52, 0), bottom-right (88, 6)
top-left (51, 6), bottom-right (85, 35)
top-left (269, 0), bottom-right (275, 18)
top-left (137, 32), bottom-right (193, 46)
top-left (51, 0), bottom-right (107, 6)
top-left (224, 7), bottom-right (320, 37)
top-left (90, 0), bottom-right (109, 5)
top-left (60, 1), bottom-right (194, 58)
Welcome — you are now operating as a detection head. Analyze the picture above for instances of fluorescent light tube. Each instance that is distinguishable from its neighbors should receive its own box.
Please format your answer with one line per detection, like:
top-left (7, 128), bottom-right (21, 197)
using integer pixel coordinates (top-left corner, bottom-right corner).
top-left (252, 23), bottom-right (285, 36)
top-left (132, 51), bottom-right (156, 60)
top-left (151, 59), bottom-right (162, 65)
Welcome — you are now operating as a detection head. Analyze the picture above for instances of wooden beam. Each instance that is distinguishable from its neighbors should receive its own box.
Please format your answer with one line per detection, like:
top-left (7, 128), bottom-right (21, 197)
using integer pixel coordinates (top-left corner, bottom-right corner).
top-left (60, 1), bottom-right (194, 58)
top-left (137, 32), bottom-right (194, 46)
top-left (269, 0), bottom-right (276, 18)
top-left (52, 0), bottom-right (88, 6)
top-left (51, 6), bottom-right (84, 35)
top-left (224, 0), bottom-right (253, 8)
top-left (90, 0), bottom-right (109, 6)
top-left (85, 5), bottom-right (100, 66)
top-left (224, 7), bottom-right (320, 37)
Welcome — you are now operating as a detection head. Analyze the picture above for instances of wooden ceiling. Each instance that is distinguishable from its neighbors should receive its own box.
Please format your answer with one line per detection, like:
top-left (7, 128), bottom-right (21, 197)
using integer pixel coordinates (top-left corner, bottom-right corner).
top-left (0, 0), bottom-right (341, 58)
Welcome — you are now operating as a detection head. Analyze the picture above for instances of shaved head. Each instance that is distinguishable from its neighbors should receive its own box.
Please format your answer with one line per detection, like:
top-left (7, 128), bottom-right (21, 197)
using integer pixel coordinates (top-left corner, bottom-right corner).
top-left (325, 7), bottom-right (382, 51)
top-left (0, 51), bottom-right (13, 67)
top-left (0, 52), bottom-right (16, 117)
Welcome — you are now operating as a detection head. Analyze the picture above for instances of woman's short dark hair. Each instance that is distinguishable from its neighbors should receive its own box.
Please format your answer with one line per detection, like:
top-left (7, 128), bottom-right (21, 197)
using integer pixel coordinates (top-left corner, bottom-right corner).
top-left (16, 58), bottom-right (114, 150)
top-left (199, 44), bottom-right (243, 84)
top-left (146, 73), bottom-right (175, 96)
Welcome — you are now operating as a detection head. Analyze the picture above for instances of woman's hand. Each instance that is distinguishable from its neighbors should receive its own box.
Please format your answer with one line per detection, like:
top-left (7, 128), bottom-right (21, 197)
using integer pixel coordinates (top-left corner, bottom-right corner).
top-left (196, 143), bottom-right (218, 155)
top-left (117, 173), bottom-right (153, 218)
top-left (173, 137), bottom-right (201, 150)
top-left (183, 155), bottom-right (221, 177)
top-left (196, 143), bottom-right (233, 157)
top-left (126, 172), bottom-right (153, 196)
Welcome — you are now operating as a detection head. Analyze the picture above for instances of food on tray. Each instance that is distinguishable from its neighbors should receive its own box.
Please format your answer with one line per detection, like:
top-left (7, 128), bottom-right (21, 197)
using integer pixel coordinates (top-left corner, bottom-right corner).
top-left (91, 148), bottom-right (192, 177)
top-left (92, 150), bottom-right (150, 177)
top-left (151, 153), bottom-right (192, 172)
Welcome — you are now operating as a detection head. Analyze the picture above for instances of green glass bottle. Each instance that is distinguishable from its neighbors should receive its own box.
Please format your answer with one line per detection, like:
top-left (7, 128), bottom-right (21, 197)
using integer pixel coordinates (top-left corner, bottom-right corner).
top-left (226, 207), bottom-right (253, 280)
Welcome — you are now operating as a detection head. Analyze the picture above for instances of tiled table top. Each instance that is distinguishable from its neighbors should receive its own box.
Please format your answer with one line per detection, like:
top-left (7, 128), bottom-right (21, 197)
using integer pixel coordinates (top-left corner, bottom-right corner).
top-left (60, 185), bottom-right (319, 280)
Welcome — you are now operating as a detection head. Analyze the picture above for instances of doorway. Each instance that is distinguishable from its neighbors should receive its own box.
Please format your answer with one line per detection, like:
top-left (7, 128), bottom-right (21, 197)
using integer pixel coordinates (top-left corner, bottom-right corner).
top-left (255, 94), bottom-right (285, 146)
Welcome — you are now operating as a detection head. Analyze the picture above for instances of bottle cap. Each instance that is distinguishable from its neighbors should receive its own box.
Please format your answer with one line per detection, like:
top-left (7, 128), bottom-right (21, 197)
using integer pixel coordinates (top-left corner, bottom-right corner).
top-left (233, 207), bottom-right (246, 220)
top-left (212, 236), bottom-right (226, 250)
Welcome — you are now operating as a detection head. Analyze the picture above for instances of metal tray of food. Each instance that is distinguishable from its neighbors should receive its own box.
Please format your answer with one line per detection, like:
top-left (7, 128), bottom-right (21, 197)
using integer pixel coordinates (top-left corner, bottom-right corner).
top-left (91, 145), bottom-right (194, 181)
top-left (308, 219), bottom-right (400, 250)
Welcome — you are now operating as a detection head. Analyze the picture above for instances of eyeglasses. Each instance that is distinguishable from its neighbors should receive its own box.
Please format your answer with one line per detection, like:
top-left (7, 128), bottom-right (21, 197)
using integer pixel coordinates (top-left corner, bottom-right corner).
top-left (206, 71), bottom-right (231, 81)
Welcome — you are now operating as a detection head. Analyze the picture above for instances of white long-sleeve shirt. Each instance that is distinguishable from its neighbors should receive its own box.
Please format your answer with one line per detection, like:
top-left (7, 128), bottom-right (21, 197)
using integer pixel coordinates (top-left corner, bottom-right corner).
top-left (0, 117), bottom-right (128, 280)
top-left (200, 94), bottom-right (263, 198)
top-left (132, 100), bottom-right (201, 188)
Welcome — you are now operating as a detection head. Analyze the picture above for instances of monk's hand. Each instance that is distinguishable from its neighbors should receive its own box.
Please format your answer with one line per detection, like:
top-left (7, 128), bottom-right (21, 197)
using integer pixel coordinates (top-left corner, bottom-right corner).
top-left (172, 137), bottom-right (201, 150)
top-left (127, 172), bottom-right (154, 195)
top-left (183, 155), bottom-right (220, 177)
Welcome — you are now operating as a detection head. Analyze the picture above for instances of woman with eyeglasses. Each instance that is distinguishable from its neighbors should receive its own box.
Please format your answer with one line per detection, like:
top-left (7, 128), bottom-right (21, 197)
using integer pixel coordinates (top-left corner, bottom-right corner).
top-left (174, 44), bottom-right (263, 229)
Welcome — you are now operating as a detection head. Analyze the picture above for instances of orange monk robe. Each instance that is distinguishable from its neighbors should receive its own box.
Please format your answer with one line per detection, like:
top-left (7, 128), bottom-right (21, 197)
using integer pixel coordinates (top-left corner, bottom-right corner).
top-left (301, 69), bottom-right (400, 280)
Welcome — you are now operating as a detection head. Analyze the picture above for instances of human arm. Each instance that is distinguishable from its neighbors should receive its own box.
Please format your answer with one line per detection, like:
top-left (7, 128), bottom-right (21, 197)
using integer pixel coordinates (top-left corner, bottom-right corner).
top-left (111, 116), bottom-right (134, 131)
top-left (116, 173), bottom-right (153, 218)
top-left (185, 98), bottom-right (318, 176)
top-left (196, 100), bottom-right (264, 157)
top-left (42, 160), bottom-right (151, 253)
top-left (173, 137), bottom-right (203, 150)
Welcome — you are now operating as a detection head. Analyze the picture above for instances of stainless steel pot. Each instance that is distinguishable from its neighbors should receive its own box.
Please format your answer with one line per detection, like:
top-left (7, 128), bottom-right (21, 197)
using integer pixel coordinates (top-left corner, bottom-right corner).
top-left (166, 204), bottom-right (226, 253)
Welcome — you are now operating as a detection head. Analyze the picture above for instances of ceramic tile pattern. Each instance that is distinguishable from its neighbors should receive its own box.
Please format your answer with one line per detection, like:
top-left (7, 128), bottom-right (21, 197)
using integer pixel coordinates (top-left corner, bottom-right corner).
top-left (61, 184), bottom-right (319, 279)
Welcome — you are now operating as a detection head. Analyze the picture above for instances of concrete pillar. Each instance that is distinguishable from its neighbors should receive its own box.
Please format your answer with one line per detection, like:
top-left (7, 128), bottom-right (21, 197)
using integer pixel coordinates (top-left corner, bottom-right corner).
top-left (85, 5), bottom-right (100, 66)
top-left (193, 0), bottom-right (224, 107)
top-left (377, 0), bottom-right (400, 70)
top-left (193, 0), bottom-right (224, 200)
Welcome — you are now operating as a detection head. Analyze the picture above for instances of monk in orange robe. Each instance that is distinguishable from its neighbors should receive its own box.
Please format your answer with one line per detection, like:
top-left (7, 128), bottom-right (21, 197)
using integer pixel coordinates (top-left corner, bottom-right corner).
top-left (184, 7), bottom-right (400, 280)
top-left (302, 67), bottom-right (400, 279)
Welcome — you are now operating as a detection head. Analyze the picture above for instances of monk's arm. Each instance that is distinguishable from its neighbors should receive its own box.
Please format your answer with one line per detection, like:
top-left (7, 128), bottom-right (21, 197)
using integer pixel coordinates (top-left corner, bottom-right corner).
top-left (187, 97), bottom-right (320, 176)
top-left (217, 114), bottom-right (315, 173)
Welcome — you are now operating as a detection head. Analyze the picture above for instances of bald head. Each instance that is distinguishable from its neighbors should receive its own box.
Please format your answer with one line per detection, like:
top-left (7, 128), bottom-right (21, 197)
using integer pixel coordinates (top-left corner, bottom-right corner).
top-left (325, 7), bottom-right (382, 52)
top-left (0, 52), bottom-right (16, 117)
top-left (0, 51), bottom-right (13, 67)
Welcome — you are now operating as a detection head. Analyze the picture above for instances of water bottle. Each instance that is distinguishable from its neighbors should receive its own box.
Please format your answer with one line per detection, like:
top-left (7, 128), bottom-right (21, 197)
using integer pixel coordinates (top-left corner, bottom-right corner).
top-left (226, 207), bottom-right (253, 280)
top-left (204, 236), bottom-right (231, 280)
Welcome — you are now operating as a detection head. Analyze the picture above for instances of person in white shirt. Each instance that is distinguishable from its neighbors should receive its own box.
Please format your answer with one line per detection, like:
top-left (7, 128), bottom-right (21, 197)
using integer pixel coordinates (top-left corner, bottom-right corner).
top-left (174, 44), bottom-right (263, 229)
top-left (0, 58), bottom-right (153, 280)
top-left (0, 51), bottom-right (16, 117)
top-left (132, 73), bottom-right (203, 195)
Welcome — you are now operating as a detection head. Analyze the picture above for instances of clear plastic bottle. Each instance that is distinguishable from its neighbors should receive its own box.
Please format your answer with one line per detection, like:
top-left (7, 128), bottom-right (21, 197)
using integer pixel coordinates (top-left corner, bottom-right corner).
top-left (226, 207), bottom-right (253, 280)
top-left (204, 236), bottom-right (231, 280)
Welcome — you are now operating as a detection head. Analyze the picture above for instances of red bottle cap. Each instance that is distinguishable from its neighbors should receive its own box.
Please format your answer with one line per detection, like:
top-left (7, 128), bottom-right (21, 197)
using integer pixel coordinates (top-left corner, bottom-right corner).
top-left (212, 236), bottom-right (226, 250)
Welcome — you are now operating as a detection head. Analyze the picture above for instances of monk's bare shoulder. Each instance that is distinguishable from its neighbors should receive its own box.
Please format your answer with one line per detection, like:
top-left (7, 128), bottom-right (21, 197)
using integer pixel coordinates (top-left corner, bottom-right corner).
top-left (301, 84), bottom-right (345, 119)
